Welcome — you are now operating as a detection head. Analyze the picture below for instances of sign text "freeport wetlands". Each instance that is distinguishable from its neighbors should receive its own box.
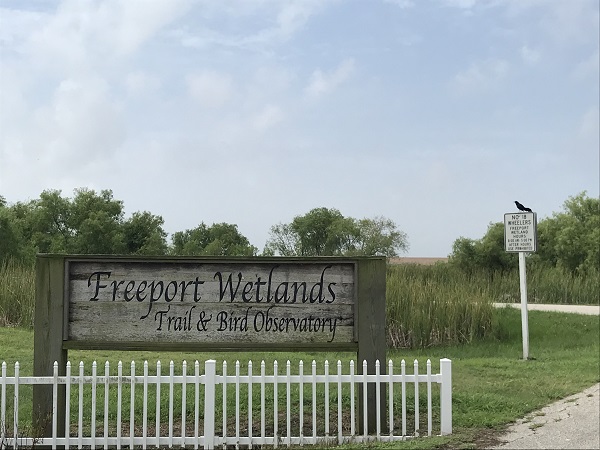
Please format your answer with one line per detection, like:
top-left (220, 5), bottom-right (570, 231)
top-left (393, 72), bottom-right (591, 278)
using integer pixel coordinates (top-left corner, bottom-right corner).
top-left (86, 265), bottom-right (338, 319)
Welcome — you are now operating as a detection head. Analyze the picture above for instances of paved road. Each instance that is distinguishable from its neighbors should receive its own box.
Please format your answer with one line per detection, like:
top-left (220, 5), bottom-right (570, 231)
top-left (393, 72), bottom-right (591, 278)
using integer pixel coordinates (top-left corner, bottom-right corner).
top-left (489, 383), bottom-right (600, 449)
top-left (488, 304), bottom-right (599, 449)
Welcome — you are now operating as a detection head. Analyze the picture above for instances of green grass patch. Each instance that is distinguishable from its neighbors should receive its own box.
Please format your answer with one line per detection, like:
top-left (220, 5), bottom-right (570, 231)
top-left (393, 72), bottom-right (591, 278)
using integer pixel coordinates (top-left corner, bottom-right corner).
top-left (1, 308), bottom-right (598, 448)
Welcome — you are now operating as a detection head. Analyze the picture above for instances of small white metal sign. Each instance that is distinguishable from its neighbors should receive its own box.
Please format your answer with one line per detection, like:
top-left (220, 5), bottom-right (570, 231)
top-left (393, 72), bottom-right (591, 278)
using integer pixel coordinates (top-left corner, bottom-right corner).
top-left (504, 212), bottom-right (537, 253)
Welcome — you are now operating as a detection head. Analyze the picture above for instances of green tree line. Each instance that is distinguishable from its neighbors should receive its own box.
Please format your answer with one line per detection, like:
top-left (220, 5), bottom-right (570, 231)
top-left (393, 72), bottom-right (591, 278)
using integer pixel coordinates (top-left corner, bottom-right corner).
top-left (449, 192), bottom-right (599, 274)
top-left (0, 188), bottom-right (408, 264)
top-left (1, 189), bottom-right (597, 275)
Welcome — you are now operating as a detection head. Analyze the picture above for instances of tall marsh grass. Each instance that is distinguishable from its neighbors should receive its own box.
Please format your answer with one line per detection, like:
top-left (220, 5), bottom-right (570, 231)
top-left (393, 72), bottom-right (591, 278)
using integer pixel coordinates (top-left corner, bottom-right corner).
top-left (385, 262), bottom-right (599, 349)
top-left (0, 259), bottom-right (597, 346)
top-left (0, 259), bottom-right (35, 327)
top-left (501, 265), bottom-right (599, 305)
top-left (386, 264), bottom-right (496, 349)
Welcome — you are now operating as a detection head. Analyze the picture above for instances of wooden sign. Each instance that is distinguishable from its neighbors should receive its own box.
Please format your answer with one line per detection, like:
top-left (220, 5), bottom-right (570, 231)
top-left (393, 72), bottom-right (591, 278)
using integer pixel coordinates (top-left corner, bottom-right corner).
top-left (34, 255), bottom-right (386, 435)
top-left (67, 260), bottom-right (356, 348)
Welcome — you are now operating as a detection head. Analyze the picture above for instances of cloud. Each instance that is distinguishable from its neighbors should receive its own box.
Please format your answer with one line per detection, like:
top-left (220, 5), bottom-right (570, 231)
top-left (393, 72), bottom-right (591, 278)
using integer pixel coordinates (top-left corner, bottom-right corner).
top-left (383, 0), bottom-right (415, 8)
top-left (502, 0), bottom-right (599, 47)
top-left (452, 58), bottom-right (510, 94)
top-left (186, 71), bottom-right (233, 108)
top-left (0, 7), bottom-right (45, 49)
top-left (572, 49), bottom-right (600, 81)
top-left (520, 45), bottom-right (541, 65)
top-left (579, 107), bottom-right (599, 140)
top-left (252, 104), bottom-right (285, 133)
top-left (0, 75), bottom-right (126, 180)
top-left (441, 0), bottom-right (479, 9)
top-left (537, 0), bottom-right (599, 46)
top-left (22, 0), bottom-right (191, 75)
top-left (102, 0), bottom-right (192, 56)
top-left (125, 71), bottom-right (161, 96)
top-left (35, 77), bottom-right (126, 166)
top-left (305, 58), bottom-right (355, 98)
top-left (176, 0), bottom-right (331, 51)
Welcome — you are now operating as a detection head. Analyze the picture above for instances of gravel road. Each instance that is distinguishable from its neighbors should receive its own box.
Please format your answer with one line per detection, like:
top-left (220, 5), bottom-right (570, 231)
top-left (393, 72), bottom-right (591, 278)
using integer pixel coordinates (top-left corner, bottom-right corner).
top-left (488, 383), bottom-right (600, 449)
top-left (493, 303), bottom-right (600, 315)
top-left (488, 304), bottom-right (599, 449)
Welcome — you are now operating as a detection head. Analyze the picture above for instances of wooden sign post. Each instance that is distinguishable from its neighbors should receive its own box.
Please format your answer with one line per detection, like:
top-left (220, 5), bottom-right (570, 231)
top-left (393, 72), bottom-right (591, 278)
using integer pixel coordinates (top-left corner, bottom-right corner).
top-left (33, 255), bottom-right (386, 436)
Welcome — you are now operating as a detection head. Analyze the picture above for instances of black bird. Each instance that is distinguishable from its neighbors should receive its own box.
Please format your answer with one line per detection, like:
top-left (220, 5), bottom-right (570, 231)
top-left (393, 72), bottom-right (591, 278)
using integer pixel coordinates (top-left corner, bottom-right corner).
top-left (514, 201), bottom-right (532, 212)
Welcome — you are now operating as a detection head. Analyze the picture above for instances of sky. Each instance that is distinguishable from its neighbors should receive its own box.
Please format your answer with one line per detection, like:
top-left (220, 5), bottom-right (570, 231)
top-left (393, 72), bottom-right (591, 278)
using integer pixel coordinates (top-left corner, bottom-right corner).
top-left (0, 0), bottom-right (598, 257)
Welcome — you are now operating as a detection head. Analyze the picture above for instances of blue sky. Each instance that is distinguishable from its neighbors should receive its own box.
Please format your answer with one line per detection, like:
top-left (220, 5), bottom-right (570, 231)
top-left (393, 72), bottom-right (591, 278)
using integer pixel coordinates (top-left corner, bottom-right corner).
top-left (1, 0), bottom-right (598, 256)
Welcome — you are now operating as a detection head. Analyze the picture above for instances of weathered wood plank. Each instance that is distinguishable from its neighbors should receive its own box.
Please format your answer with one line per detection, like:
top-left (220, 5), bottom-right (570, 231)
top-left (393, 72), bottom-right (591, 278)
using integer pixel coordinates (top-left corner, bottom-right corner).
top-left (66, 259), bottom-right (357, 346)
top-left (69, 302), bottom-right (354, 344)
top-left (68, 261), bottom-right (355, 304)
top-left (33, 255), bottom-right (67, 438)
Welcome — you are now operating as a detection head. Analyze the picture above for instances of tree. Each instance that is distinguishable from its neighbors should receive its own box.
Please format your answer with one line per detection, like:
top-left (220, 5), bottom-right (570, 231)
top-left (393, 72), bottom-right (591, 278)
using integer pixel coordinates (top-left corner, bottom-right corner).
top-left (29, 189), bottom-right (73, 253)
top-left (449, 192), bottom-right (599, 274)
top-left (69, 188), bottom-right (125, 254)
top-left (535, 192), bottom-right (599, 273)
top-left (262, 223), bottom-right (300, 256)
top-left (0, 206), bottom-right (23, 264)
top-left (449, 222), bottom-right (515, 273)
top-left (265, 208), bottom-right (408, 257)
top-left (292, 207), bottom-right (357, 256)
top-left (7, 188), bottom-right (127, 255)
top-left (25, 188), bottom-right (126, 254)
top-left (172, 223), bottom-right (257, 256)
top-left (122, 211), bottom-right (168, 255)
top-left (449, 237), bottom-right (479, 272)
top-left (349, 216), bottom-right (408, 257)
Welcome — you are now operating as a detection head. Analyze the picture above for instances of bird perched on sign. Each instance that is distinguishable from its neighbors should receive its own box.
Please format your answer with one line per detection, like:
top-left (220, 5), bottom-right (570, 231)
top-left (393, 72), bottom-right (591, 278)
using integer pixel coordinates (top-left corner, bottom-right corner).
top-left (514, 201), bottom-right (532, 212)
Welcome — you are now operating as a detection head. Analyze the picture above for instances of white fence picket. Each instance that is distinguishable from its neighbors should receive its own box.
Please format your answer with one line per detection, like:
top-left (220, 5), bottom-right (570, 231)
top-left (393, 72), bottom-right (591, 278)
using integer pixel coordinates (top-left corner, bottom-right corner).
top-left (169, 360), bottom-right (175, 448)
top-left (414, 359), bottom-right (419, 436)
top-left (427, 359), bottom-right (432, 436)
top-left (194, 360), bottom-right (200, 450)
top-left (129, 361), bottom-right (135, 450)
top-left (388, 359), bottom-right (393, 437)
top-left (337, 360), bottom-right (342, 445)
top-left (349, 360), bottom-right (355, 437)
top-left (273, 361), bottom-right (278, 449)
top-left (1, 362), bottom-right (6, 446)
top-left (14, 362), bottom-right (19, 450)
top-left (156, 361), bottom-right (162, 448)
top-left (117, 361), bottom-right (122, 446)
top-left (182, 360), bottom-right (188, 447)
top-left (285, 360), bottom-right (291, 447)
top-left (298, 359), bottom-right (304, 445)
top-left (0, 358), bottom-right (452, 449)
top-left (104, 361), bottom-right (110, 449)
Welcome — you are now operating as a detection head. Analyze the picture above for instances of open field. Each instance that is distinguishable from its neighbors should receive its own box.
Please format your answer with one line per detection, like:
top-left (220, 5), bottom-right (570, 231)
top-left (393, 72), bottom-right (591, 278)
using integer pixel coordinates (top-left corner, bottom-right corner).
top-left (0, 308), bottom-right (598, 448)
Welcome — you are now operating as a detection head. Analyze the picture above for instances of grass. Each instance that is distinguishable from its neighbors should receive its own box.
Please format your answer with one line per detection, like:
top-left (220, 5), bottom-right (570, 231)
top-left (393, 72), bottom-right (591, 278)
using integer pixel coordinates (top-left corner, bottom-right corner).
top-left (388, 263), bottom-right (599, 306)
top-left (386, 265), bottom-right (497, 348)
top-left (0, 259), bottom-right (35, 327)
top-left (1, 260), bottom-right (597, 345)
top-left (1, 308), bottom-right (598, 449)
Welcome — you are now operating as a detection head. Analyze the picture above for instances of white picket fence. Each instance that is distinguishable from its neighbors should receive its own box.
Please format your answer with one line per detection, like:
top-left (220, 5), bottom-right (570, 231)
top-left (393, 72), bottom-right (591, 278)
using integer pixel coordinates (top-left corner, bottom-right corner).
top-left (1, 358), bottom-right (451, 449)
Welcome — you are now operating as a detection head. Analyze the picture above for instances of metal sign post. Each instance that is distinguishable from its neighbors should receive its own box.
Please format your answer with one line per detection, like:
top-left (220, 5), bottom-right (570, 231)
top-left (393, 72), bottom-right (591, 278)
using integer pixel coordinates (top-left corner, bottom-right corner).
top-left (518, 251), bottom-right (529, 359)
top-left (504, 212), bottom-right (537, 360)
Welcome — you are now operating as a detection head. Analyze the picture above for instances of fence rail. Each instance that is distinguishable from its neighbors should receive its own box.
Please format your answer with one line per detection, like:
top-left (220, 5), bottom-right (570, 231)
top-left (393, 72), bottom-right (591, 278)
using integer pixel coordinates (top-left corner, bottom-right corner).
top-left (1, 358), bottom-right (451, 449)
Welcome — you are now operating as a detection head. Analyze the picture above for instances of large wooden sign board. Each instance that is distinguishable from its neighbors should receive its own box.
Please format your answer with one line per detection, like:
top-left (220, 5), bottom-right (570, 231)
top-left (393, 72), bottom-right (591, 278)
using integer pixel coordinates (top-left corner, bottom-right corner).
top-left (68, 259), bottom-right (356, 348)
top-left (33, 255), bottom-right (386, 435)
